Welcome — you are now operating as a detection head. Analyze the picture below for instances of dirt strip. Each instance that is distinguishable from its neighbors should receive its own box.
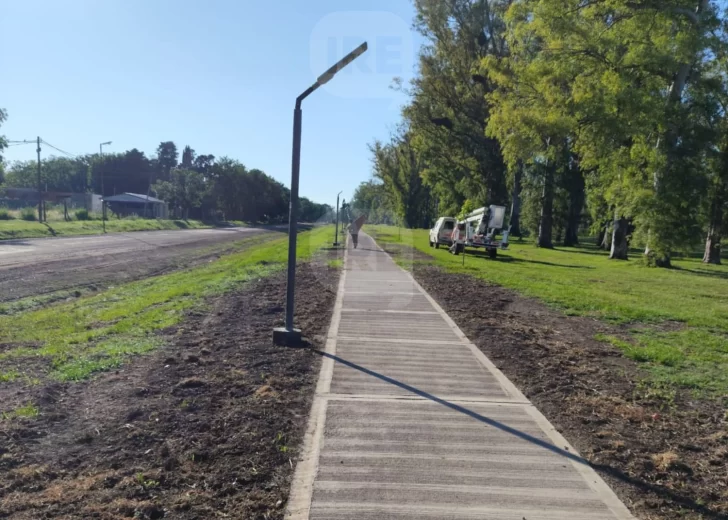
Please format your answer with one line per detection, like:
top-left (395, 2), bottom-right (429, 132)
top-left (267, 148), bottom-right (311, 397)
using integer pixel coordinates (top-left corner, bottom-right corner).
top-left (0, 254), bottom-right (339, 519)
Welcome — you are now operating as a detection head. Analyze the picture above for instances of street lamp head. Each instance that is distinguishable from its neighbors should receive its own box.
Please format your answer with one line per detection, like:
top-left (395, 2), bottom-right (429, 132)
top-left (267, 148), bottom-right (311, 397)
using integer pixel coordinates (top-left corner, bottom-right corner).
top-left (101, 141), bottom-right (112, 146)
top-left (316, 41), bottom-right (368, 85)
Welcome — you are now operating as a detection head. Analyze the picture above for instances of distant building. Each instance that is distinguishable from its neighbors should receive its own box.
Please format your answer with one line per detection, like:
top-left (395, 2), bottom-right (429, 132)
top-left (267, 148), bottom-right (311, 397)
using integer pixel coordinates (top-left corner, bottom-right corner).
top-left (103, 193), bottom-right (168, 219)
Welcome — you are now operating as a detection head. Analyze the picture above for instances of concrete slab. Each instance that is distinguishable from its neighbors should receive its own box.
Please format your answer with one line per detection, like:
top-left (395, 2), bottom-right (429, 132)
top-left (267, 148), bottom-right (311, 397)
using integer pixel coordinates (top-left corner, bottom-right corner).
top-left (286, 233), bottom-right (635, 520)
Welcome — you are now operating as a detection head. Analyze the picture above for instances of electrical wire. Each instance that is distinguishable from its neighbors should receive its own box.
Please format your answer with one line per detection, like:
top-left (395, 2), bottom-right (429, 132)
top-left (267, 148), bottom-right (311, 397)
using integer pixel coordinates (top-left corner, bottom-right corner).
top-left (40, 139), bottom-right (77, 158)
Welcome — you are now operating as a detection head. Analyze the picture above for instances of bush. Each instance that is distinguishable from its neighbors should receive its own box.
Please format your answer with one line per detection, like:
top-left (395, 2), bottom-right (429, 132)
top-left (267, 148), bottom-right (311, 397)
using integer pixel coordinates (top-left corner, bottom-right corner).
top-left (0, 208), bottom-right (13, 220)
top-left (75, 208), bottom-right (90, 221)
top-left (20, 208), bottom-right (37, 221)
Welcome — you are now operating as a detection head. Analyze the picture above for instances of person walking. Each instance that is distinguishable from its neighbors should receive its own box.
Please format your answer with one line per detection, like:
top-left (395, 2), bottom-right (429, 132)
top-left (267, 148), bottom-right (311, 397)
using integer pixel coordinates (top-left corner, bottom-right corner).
top-left (348, 215), bottom-right (366, 249)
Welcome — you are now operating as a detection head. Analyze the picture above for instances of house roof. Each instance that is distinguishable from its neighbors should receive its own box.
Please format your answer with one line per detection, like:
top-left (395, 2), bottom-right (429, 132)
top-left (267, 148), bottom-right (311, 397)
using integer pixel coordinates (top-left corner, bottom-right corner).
top-left (103, 192), bottom-right (165, 204)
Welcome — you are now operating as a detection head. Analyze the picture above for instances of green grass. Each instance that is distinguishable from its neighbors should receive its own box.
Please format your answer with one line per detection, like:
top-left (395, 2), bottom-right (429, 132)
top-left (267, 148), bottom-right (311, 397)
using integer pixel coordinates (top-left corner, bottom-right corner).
top-left (0, 218), bottom-right (212, 240)
top-left (0, 226), bottom-right (334, 385)
top-left (328, 259), bottom-right (343, 269)
top-left (369, 225), bottom-right (728, 396)
top-left (1, 402), bottom-right (39, 420)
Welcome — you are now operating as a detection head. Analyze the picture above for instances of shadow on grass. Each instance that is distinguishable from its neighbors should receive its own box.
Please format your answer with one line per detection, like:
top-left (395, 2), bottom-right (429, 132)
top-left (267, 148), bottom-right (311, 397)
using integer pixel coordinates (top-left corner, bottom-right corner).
top-left (172, 220), bottom-right (190, 229)
top-left (463, 249), bottom-right (594, 269)
top-left (672, 265), bottom-right (728, 281)
top-left (314, 350), bottom-right (727, 520)
top-left (42, 223), bottom-right (58, 236)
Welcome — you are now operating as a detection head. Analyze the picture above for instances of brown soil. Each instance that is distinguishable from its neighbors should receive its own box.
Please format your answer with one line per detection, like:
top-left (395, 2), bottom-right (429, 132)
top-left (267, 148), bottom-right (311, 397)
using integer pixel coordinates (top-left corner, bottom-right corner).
top-left (0, 256), bottom-right (339, 519)
top-left (409, 262), bottom-right (728, 520)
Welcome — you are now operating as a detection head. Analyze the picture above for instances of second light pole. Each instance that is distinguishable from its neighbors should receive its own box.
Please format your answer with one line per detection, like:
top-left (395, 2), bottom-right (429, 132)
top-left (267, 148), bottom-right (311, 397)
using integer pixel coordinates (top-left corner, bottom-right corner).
top-left (333, 190), bottom-right (343, 246)
top-left (99, 141), bottom-right (112, 233)
top-left (273, 41), bottom-right (368, 346)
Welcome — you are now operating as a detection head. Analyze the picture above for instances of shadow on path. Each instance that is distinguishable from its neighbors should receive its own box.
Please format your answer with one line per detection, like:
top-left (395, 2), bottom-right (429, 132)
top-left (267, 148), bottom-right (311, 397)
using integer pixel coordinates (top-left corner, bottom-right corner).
top-left (314, 350), bottom-right (727, 520)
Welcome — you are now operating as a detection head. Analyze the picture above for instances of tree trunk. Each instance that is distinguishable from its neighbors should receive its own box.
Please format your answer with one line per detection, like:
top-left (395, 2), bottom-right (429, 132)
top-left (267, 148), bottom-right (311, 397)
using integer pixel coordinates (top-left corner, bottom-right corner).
top-left (509, 167), bottom-right (522, 236)
top-left (703, 192), bottom-right (723, 264)
top-left (609, 216), bottom-right (629, 260)
top-left (598, 220), bottom-right (612, 250)
top-left (564, 171), bottom-right (585, 247)
top-left (538, 165), bottom-right (554, 248)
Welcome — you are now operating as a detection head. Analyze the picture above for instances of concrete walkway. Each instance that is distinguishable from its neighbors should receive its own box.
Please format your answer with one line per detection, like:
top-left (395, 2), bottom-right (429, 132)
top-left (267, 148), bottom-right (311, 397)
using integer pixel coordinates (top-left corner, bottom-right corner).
top-left (286, 233), bottom-right (635, 520)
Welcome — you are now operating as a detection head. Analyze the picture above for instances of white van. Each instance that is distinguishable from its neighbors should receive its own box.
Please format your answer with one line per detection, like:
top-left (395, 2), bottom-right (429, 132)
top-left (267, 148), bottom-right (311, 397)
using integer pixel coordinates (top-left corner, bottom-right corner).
top-left (429, 217), bottom-right (457, 248)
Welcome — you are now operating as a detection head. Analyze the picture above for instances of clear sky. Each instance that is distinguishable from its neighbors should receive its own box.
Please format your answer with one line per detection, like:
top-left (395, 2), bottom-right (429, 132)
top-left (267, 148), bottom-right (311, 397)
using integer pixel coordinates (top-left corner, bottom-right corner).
top-left (0, 0), bottom-right (422, 206)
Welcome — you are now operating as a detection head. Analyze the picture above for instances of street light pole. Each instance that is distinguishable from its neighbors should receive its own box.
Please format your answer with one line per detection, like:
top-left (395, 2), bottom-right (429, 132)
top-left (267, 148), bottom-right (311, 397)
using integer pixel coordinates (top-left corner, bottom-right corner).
top-left (333, 190), bottom-right (342, 246)
top-left (273, 41), bottom-right (368, 347)
top-left (99, 141), bottom-right (112, 233)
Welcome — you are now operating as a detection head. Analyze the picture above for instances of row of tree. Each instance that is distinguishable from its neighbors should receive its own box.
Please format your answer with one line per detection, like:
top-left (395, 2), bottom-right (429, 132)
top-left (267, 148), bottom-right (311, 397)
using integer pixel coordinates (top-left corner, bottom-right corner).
top-left (351, 0), bottom-right (728, 266)
top-left (0, 128), bottom-right (330, 223)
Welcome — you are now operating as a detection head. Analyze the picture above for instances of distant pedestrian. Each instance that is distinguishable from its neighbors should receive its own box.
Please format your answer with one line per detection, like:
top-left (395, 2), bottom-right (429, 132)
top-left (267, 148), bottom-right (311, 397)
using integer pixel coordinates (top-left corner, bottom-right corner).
top-left (348, 215), bottom-right (366, 249)
top-left (347, 223), bottom-right (359, 248)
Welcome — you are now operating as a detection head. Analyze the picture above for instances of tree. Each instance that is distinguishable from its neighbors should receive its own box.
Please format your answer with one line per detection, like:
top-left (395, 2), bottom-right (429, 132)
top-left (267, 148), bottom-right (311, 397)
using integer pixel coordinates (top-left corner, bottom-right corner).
top-left (181, 145), bottom-right (196, 168)
top-left (402, 0), bottom-right (509, 217)
top-left (90, 149), bottom-right (152, 196)
top-left (5, 157), bottom-right (91, 193)
top-left (153, 168), bottom-right (206, 219)
top-left (156, 141), bottom-right (178, 181)
top-left (193, 154), bottom-right (215, 175)
top-left (350, 180), bottom-right (396, 224)
top-left (369, 128), bottom-right (435, 229)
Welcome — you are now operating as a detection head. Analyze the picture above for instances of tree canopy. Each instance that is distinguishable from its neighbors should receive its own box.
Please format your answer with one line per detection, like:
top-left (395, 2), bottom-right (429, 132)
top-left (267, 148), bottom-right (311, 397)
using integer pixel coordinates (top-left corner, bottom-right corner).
top-left (0, 132), bottom-right (330, 224)
top-left (351, 0), bottom-right (728, 265)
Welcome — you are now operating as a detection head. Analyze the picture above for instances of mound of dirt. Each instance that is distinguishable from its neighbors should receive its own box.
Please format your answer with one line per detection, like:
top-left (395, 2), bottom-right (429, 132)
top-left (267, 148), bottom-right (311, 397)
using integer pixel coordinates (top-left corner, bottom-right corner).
top-left (413, 263), bottom-right (728, 520)
top-left (0, 257), bottom-right (339, 519)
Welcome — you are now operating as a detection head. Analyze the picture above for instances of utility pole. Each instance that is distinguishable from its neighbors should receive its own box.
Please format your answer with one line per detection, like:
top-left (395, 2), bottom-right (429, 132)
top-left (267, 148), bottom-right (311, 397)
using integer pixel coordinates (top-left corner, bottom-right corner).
top-left (36, 137), bottom-right (42, 222)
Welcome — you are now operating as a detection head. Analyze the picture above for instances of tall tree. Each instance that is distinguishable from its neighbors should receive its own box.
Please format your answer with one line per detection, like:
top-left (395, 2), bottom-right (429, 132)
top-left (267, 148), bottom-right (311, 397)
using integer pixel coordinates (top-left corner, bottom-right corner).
top-left (350, 180), bottom-right (397, 224)
top-left (403, 0), bottom-right (509, 217)
top-left (193, 154), bottom-right (215, 175)
top-left (181, 145), bottom-right (196, 168)
top-left (370, 129), bottom-right (435, 228)
top-left (156, 141), bottom-right (178, 181)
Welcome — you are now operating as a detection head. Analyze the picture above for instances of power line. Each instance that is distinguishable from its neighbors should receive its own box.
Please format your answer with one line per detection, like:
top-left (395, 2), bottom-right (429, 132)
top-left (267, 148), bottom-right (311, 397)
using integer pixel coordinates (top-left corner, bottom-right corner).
top-left (40, 139), bottom-right (77, 158)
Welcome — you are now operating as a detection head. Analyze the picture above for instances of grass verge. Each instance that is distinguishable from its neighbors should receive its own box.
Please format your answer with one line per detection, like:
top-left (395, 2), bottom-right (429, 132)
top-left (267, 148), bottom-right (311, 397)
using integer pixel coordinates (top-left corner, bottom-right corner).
top-left (0, 218), bottom-right (212, 240)
top-left (0, 226), bottom-right (333, 385)
top-left (368, 225), bottom-right (728, 397)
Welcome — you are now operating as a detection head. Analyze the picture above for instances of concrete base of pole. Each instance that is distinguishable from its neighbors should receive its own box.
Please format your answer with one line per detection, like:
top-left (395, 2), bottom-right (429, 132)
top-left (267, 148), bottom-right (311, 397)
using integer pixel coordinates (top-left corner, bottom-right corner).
top-left (273, 327), bottom-right (303, 347)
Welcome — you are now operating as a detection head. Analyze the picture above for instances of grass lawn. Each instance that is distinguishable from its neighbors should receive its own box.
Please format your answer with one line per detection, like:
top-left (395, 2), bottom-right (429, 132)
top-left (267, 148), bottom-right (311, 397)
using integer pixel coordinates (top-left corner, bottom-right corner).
top-left (368, 225), bottom-right (728, 397)
top-left (0, 225), bottom-right (334, 391)
top-left (0, 218), bottom-right (213, 240)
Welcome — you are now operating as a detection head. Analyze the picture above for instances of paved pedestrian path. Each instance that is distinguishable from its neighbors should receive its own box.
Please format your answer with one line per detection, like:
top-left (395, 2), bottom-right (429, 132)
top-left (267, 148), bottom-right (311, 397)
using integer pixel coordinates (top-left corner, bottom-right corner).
top-left (286, 232), bottom-right (635, 520)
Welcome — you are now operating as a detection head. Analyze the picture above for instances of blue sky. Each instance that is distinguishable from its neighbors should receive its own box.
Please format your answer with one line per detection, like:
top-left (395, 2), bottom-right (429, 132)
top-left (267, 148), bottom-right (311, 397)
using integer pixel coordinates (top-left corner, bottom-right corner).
top-left (1, 0), bottom-right (422, 205)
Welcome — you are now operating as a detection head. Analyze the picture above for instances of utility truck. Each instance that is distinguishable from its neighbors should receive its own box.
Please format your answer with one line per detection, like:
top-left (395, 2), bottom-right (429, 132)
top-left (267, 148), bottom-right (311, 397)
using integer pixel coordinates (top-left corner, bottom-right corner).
top-left (448, 205), bottom-right (509, 258)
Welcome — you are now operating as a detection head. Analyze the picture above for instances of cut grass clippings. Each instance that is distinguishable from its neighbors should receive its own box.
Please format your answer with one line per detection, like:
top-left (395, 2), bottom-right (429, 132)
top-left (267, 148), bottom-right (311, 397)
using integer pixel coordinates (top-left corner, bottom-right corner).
top-left (0, 226), bottom-right (334, 386)
top-left (368, 225), bottom-right (728, 397)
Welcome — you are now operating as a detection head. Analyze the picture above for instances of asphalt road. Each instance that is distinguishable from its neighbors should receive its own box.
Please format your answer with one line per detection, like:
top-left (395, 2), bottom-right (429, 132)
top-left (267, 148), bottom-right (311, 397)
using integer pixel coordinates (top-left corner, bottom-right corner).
top-left (0, 226), bottom-right (280, 303)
